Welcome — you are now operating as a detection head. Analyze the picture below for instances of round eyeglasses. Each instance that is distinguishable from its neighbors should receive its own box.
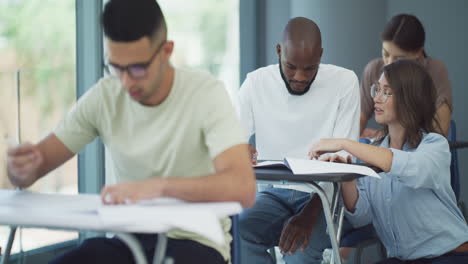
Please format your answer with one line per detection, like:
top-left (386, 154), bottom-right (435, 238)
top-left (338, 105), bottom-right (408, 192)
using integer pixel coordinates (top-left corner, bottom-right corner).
top-left (370, 82), bottom-right (393, 103)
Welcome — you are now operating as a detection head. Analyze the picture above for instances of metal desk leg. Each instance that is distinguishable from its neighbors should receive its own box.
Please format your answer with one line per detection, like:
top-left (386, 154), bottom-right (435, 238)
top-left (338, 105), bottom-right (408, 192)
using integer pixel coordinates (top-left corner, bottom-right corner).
top-left (305, 183), bottom-right (342, 264)
top-left (336, 206), bottom-right (345, 243)
top-left (153, 233), bottom-right (173, 264)
top-left (335, 184), bottom-right (345, 242)
top-left (332, 186), bottom-right (346, 264)
top-left (101, 233), bottom-right (174, 264)
top-left (116, 233), bottom-right (148, 264)
top-left (331, 183), bottom-right (340, 217)
top-left (1, 226), bottom-right (17, 264)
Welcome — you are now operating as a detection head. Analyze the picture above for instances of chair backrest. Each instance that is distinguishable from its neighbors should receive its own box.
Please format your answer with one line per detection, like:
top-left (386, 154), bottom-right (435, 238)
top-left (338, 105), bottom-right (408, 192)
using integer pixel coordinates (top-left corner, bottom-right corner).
top-left (359, 138), bottom-right (371, 144)
top-left (448, 120), bottom-right (460, 201)
top-left (248, 134), bottom-right (256, 147)
top-left (230, 215), bottom-right (241, 264)
top-left (356, 138), bottom-right (371, 164)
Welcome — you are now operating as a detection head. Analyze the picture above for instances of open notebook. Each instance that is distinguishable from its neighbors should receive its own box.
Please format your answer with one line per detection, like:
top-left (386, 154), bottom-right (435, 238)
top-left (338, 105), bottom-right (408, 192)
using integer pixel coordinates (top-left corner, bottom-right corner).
top-left (254, 158), bottom-right (380, 178)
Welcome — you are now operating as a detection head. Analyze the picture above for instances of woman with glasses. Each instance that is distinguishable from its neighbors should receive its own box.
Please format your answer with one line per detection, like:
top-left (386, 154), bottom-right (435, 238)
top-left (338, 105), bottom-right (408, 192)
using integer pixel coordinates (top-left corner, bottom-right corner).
top-left (360, 14), bottom-right (452, 138)
top-left (310, 59), bottom-right (468, 264)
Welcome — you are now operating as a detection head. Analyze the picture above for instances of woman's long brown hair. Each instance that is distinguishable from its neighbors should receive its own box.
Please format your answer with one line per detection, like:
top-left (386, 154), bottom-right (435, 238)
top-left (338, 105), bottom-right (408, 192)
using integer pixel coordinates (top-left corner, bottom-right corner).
top-left (375, 59), bottom-right (441, 148)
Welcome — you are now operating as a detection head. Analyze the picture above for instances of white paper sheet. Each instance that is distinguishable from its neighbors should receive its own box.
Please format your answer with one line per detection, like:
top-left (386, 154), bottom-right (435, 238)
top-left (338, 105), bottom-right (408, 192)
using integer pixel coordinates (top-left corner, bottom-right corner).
top-left (0, 190), bottom-right (242, 245)
top-left (285, 158), bottom-right (380, 178)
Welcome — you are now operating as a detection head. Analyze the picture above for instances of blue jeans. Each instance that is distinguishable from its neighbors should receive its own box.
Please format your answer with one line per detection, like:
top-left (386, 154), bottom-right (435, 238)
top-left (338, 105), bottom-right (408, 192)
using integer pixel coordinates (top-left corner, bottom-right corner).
top-left (239, 187), bottom-right (351, 264)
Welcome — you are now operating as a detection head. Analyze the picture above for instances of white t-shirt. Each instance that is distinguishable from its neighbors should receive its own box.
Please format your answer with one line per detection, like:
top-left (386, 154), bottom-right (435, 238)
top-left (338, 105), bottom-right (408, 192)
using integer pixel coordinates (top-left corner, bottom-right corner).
top-left (238, 64), bottom-right (360, 195)
top-left (54, 68), bottom-right (245, 261)
top-left (238, 63), bottom-right (360, 160)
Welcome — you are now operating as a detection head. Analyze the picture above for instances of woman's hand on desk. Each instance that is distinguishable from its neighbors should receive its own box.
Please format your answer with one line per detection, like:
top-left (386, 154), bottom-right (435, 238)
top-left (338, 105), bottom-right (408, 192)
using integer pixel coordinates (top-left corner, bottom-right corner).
top-left (7, 143), bottom-right (44, 188)
top-left (308, 138), bottom-right (349, 159)
top-left (311, 143), bottom-right (360, 212)
top-left (320, 154), bottom-right (352, 164)
top-left (318, 154), bottom-right (359, 212)
top-left (101, 178), bottom-right (167, 205)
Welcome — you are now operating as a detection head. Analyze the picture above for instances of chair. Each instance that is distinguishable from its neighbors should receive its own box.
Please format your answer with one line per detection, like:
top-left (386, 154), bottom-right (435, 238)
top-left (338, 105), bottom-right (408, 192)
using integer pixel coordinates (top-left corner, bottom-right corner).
top-left (340, 224), bottom-right (385, 264)
top-left (448, 120), bottom-right (460, 200)
top-left (447, 120), bottom-right (467, 220)
top-left (230, 215), bottom-right (241, 264)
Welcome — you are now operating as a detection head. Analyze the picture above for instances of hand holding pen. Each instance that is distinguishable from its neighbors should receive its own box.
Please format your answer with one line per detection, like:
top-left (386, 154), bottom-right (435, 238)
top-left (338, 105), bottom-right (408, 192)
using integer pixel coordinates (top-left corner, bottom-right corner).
top-left (5, 136), bottom-right (43, 189)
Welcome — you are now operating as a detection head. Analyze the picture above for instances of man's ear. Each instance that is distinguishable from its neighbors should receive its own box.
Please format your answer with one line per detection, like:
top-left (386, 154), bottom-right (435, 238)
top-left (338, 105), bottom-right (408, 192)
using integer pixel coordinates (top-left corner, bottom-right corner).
top-left (162, 41), bottom-right (174, 61)
top-left (276, 44), bottom-right (281, 57)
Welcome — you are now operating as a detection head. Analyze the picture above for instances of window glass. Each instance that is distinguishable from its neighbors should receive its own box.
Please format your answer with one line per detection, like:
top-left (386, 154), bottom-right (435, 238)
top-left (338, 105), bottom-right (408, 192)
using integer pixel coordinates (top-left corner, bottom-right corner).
top-left (0, 0), bottom-right (78, 254)
top-left (158, 0), bottom-right (240, 101)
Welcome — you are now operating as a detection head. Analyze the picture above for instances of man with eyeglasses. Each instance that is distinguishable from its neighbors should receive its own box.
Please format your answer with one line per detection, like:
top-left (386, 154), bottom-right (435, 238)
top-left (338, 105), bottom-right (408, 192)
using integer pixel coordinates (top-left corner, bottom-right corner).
top-left (237, 17), bottom-right (360, 263)
top-left (6, 0), bottom-right (255, 263)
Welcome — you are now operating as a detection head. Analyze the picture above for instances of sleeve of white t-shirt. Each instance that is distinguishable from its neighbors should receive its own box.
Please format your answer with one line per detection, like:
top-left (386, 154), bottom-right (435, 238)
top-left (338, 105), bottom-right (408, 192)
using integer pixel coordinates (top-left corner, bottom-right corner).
top-left (330, 70), bottom-right (360, 162)
top-left (333, 70), bottom-right (360, 142)
top-left (53, 80), bottom-right (102, 153)
top-left (202, 80), bottom-right (247, 159)
top-left (237, 73), bottom-right (255, 141)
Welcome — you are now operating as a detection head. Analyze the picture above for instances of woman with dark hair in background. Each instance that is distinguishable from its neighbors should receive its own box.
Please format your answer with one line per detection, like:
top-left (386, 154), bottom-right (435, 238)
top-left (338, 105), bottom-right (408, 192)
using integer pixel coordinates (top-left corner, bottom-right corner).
top-left (311, 59), bottom-right (468, 264)
top-left (360, 14), bottom-right (452, 139)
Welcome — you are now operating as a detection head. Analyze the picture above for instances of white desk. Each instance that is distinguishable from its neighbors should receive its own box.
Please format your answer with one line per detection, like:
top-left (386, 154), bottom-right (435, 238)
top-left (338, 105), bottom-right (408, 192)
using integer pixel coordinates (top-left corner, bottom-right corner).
top-left (0, 190), bottom-right (241, 264)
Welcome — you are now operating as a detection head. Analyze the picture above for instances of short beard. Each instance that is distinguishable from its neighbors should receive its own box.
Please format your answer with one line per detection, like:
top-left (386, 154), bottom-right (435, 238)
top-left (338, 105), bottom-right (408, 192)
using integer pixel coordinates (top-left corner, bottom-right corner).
top-left (278, 58), bottom-right (317, 96)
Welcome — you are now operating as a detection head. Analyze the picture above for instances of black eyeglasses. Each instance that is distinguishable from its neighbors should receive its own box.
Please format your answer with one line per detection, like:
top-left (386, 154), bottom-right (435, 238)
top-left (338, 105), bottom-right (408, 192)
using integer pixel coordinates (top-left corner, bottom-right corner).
top-left (104, 40), bottom-right (166, 80)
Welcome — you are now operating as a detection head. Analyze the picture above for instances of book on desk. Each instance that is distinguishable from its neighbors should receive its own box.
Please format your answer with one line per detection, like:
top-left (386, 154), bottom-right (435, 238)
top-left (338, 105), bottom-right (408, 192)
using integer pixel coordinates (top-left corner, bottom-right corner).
top-left (254, 158), bottom-right (380, 178)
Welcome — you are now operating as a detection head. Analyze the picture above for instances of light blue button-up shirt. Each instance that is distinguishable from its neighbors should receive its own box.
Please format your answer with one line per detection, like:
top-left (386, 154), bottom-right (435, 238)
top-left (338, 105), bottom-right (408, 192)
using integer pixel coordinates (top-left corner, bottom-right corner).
top-left (346, 133), bottom-right (468, 260)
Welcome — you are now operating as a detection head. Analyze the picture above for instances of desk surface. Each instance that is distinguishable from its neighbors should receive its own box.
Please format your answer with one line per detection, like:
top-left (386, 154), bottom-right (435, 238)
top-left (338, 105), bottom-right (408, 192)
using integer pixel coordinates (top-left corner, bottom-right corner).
top-left (255, 167), bottom-right (364, 183)
top-left (0, 190), bottom-right (241, 245)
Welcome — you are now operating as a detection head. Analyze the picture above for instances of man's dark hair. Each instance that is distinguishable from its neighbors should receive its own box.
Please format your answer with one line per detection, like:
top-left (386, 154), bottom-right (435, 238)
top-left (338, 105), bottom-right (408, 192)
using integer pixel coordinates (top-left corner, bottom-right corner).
top-left (381, 14), bottom-right (425, 54)
top-left (102, 0), bottom-right (166, 42)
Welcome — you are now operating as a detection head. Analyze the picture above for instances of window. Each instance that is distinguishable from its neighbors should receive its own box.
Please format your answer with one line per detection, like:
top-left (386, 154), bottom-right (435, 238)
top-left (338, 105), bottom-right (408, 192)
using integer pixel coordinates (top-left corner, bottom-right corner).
top-left (0, 0), bottom-right (78, 254)
top-left (158, 0), bottom-right (240, 102)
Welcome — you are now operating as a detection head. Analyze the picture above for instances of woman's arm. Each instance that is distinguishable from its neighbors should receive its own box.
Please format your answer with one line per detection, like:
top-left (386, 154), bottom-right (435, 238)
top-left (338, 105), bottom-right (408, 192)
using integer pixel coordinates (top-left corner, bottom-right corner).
top-left (311, 134), bottom-right (451, 190)
top-left (310, 138), bottom-right (393, 172)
